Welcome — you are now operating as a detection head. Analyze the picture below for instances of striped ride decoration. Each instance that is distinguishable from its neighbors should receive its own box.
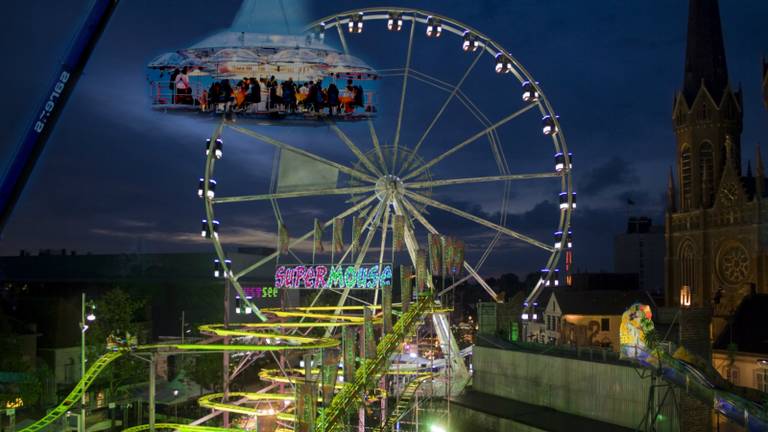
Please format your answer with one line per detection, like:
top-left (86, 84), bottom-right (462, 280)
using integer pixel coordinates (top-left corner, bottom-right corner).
top-left (295, 380), bottom-right (318, 432)
top-left (442, 236), bottom-right (455, 276)
top-left (400, 265), bottom-right (413, 312)
top-left (364, 307), bottom-right (376, 359)
top-left (342, 326), bottom-right (357, 383)
top-left (352, 216), bottom-right (364, 252)
top-left (382, 283), bottom-right (393, 333)
top-left (321, 348), bottom-right (340, 406)
top-left (428, 233), bottom-right (442, 277)
top-left (278, 222), bottom-right (289, 255)
top-left (314, 218), bottom-right (324, 253)
top-left (452, 239), bottom-right (465, 276)
top-left (416, 249), bottom-right (427, 294)
top-left (392, 214), bottom-right (405, 252)
top-left (332, 217), bottom-right (344, 253)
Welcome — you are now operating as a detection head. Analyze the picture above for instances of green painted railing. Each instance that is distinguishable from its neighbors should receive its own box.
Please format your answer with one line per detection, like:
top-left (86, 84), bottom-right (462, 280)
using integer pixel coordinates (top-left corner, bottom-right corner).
top-left (316, 294), bottom-right (433, 432)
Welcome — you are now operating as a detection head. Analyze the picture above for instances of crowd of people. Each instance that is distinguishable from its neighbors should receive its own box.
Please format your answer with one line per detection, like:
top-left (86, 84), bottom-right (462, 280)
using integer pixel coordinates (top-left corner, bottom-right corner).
top-left (202, 76), bottom-right (367, 116)
top-left (165, 67), bottom-right (369, 117)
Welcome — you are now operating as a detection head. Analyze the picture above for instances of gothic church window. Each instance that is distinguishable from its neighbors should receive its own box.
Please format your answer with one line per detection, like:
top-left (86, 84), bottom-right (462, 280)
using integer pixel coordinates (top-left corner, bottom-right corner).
top-left (701, 142), bottom-right (714, 206)
top-left (679, 241), bottom-right (696, 301)
top-left (681, 146), bottom-right (692, 208)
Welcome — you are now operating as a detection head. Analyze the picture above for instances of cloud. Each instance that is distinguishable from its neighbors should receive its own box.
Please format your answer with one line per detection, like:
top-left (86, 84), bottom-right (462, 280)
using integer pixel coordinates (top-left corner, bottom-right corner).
top-left (580, 157), bottom-right (638, 195)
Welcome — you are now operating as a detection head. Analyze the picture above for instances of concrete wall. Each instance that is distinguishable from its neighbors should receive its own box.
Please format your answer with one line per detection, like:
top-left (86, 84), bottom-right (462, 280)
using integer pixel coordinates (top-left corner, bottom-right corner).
top-left (472, 346), bottom-right (679, 431)
top-left (450, 403), bottom-right (546, 432)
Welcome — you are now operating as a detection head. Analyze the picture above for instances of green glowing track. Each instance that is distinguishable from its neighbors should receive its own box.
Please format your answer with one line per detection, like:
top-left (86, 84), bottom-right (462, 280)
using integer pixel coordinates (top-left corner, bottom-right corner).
top-left (20, 314), bottom-right (342, 432)
top-left (315, 294), bottom-right (434, 432)
top-left (21, 302), bottom-right (439, 432)
top-left (122, 424), bottom-right (244, 432)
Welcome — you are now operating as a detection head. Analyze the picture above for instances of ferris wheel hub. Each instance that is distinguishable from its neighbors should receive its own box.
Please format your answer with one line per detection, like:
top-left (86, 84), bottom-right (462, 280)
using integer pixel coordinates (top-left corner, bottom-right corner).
top-left (374, 174), bottom-right (404, 201)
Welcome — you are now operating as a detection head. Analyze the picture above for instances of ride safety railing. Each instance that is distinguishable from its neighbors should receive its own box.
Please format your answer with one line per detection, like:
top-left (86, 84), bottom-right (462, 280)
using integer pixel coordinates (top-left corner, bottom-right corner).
top-left (374, 373), bottom-right (431, 432)
top-left (315, 293), bottom-right (434, 432)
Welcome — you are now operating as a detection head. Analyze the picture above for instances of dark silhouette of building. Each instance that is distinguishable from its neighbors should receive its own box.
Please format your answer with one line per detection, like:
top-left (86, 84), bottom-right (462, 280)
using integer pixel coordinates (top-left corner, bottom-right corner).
top-left (614, 217), bottom-right (664, 299)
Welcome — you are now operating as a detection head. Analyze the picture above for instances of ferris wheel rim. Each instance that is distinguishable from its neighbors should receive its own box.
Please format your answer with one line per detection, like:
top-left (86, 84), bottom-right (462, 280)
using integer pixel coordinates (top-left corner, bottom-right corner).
top-left (201, 7), bottom-right (574, 319)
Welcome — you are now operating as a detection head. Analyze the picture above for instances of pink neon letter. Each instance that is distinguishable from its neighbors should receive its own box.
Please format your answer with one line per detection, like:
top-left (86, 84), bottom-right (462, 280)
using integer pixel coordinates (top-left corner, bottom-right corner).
top-left (294, 266), bottom-right (307, 288)
top-left (314, 265), bottom-right (328, 288)
top-left (275, 266), bottom-right (286, 288)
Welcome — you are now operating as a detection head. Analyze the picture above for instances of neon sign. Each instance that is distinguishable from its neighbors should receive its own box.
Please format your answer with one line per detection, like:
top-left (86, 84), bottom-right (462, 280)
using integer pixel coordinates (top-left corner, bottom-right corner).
top-left (275, 264), bottom-right (392, 289)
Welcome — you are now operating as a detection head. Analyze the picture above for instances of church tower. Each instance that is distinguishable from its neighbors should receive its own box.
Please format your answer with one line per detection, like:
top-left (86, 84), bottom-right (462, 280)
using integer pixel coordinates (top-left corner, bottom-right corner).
top-left (672, 0), bottom-right (742, 211)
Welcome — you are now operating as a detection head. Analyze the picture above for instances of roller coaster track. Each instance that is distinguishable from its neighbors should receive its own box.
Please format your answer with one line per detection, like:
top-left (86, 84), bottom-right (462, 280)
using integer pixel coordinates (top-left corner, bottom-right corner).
top-left (23, 300), bottom-right (443, 432)
top-left (374, 373), bottom-right (430, 432)
top-left (21, 351), bottom-right (124, 432)
top-left (315, 293), bottom-right (433, 432)
top-left (122, 424), bottom-right (243, 432)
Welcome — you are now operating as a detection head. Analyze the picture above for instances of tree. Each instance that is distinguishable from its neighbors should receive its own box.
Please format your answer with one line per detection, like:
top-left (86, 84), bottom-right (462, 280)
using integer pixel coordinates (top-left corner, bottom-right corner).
top-left (0, 312), bottom-right (52, 410)
top-left (86, 288), bottom-right (148, 405)
top-left (186, 354), bottom-right (223, 395)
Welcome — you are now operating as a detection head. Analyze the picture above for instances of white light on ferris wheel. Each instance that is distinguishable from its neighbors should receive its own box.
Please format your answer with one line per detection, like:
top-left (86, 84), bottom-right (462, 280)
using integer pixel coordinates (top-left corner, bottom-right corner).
top-left (348, 13), bottom-right (363, 33)
top-left (426, 16), bottom-right (442, 37)
top-left (206, 138), bottom-right (223, 159)
top-left (201, 219), bottom-right (220, 239)
top-left (462, 31), bottom-right (479, 52)
top-left (387, 12), bottom-right (403, 31)
top-left (198, 178), bottom-right (216, 199)
top-left (542, 115), bottom-right (559, 135)
top-left (521, 81), bottom-right (539, 102)
top-left (495, 52), bottom-right (513, 73)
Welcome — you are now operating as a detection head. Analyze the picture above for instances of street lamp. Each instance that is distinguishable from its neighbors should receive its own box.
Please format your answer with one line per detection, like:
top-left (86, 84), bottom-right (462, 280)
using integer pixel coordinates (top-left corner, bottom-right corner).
top-left (79, 293), bottom-right (96, 432)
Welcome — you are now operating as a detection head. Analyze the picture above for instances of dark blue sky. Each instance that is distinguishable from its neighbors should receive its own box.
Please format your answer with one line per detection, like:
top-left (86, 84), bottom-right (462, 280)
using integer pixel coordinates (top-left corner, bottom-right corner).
top-left (0, 0), bottom-right (766, 276)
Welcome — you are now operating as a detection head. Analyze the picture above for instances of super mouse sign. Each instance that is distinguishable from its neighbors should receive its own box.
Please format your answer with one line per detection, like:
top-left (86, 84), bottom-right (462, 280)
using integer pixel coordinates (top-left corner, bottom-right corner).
top-left (275, 264), bottom-right (392, 289)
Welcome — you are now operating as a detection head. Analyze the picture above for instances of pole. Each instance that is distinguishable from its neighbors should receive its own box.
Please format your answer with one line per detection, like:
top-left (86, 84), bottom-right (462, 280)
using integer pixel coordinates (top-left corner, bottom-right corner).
top-left (223, 279), bottom-right (231, 427)
top-left (80, 292), bottom-right (86, 432)
top-left (149, 354), bottom-right (156, 432)
top-left (180, 310), bottom-right (185, 372)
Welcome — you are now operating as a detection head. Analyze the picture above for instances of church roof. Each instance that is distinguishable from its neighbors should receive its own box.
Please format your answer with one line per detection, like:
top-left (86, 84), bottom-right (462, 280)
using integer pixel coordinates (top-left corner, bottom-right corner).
top-left (682, 0), bottom-right (729, 105)
top-left (713, 294), bottom-right (768, 354)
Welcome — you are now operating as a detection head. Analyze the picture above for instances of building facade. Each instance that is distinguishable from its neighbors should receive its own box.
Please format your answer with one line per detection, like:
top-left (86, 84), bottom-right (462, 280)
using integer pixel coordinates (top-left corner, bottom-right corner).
top-left (664, 0), bottom-right (768, 341)
top-left (614, 217), bottom-right (665, 298)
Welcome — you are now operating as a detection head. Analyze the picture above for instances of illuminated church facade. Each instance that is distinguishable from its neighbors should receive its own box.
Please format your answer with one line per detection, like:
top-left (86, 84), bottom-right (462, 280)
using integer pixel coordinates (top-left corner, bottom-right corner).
top-left (664, 0), bottom-right (768, 339)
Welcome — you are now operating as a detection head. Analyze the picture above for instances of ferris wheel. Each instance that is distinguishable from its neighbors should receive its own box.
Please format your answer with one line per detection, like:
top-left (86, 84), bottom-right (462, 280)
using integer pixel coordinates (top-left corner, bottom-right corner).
top-left (199, 7), bottom-right (574, 321)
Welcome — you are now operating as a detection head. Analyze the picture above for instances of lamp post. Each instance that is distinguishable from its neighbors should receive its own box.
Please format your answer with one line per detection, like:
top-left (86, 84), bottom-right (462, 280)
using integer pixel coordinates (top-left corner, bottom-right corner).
top-left (79, 293), bottom-right (96, 432)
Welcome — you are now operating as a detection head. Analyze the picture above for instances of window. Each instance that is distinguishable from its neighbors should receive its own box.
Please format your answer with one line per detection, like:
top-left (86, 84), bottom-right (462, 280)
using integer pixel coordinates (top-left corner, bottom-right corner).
top-left (681, 146), bottom-right (692, 209)
top-left (757, 370), bottom-right (768, 392)
top-left (679, 241), bottom-right (696, 304)
top-left (701, 142), bottom-right (714, 206)
top-left (727, 366), bottom-right (740, 385)
top-left (601, 318), bottom-right (610, 332)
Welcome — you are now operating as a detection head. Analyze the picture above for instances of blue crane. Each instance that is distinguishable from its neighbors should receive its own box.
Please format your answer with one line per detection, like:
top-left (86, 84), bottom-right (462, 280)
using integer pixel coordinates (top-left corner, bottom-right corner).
top-left (0, 0), bottom-right (120, 234)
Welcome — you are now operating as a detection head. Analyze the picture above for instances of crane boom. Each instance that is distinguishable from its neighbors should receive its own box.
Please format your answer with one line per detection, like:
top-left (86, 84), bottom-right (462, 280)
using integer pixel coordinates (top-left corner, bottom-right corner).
top-left (0, 0), bottom-right (120, 234)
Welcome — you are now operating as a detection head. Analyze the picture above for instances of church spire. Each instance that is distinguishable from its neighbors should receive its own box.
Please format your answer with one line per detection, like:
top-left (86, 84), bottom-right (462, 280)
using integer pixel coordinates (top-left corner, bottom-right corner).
top-left (682, 0), bottom-right (729, 105)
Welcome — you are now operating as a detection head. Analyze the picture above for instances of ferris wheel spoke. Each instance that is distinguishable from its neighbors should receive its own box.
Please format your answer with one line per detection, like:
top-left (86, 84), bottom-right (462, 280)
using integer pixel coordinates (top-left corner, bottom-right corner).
top-left (213, 186), bottom-right (376, 204)
top-left (233, 194), bottom-right (378, 280)
top-left (398, 196), bottom-right (500, 301)
top-left (401, 102), bottom-right (539, 181)
top-left (326, 120), bottom-right (383, 176)
top-left (405, 172), bottom-right (560, 190)
top-left (403, 190), bottom-right (553, 252)
top-left (227, 124), bottom-right (377, 183)
top-left (399, 49), bottom-right (484, 176)
top-left (373, 201), bottom-right (391, 306)
top-left (368, 120), bottom-right (388, 174)
top-left (325, 199), bottom-right (388, 335)
top-left (392, 16), bottom-right (416, 174)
